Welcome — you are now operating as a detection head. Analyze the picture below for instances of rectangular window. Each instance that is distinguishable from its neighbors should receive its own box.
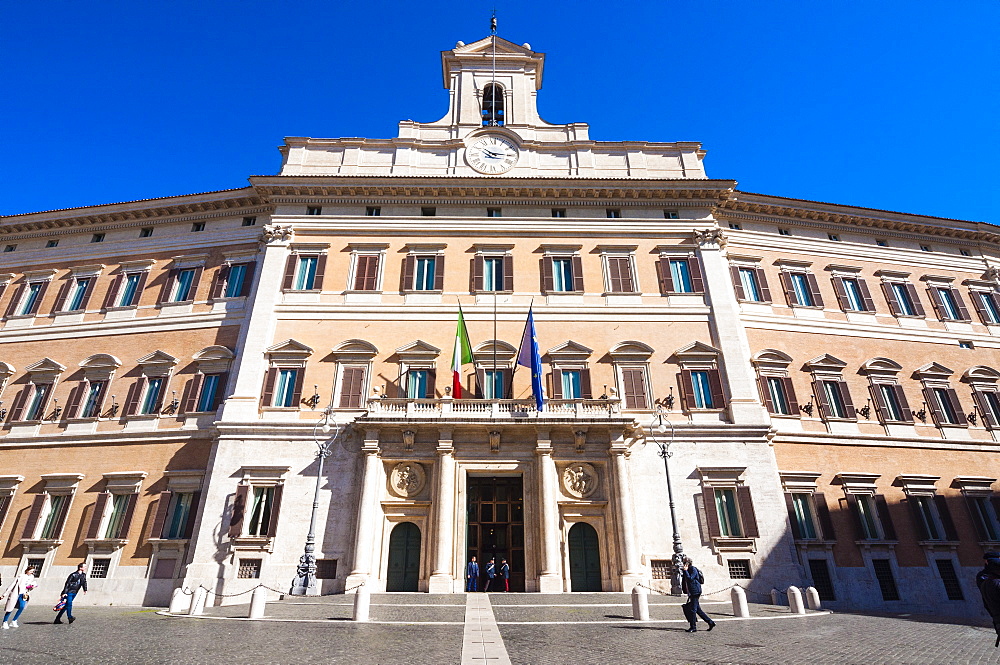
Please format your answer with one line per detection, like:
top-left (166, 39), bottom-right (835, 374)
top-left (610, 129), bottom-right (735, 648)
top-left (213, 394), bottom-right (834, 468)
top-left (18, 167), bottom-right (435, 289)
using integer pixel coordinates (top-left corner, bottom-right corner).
top-left (605, 256), bottom-right (635, 293)
top-left (808, 559), bottom-right (836, 601)
top-left (481, 369), bottom-right (504, 400)
top-left (912, 495), bottom-right (941, 540)
top-left (855, 494), bottom-right (880, 539)
top-left (790, 273), bottom-right (814, 306)
top-left (650, 559), bottom-right (672, 580)
top-left (46, 240), bottom-right (59, 248)
top-left (890, 282), bottom-right (917, 316)
top-left (936, 288), bottom-right (961, 320)
top-left (828, 234), bottom-right (840, 242)
top-left (306, 206), bottom-right (322, 216)
top-left (822, 381), bottom-right (848, 419)
top-left (920, 244), bottom-right (931, 252)
top-left (420, 207), bottom-right (436, 217)
top-left (551, 209), bottom-right (566, 218)
top-left (25, 383), bottom-right (51, 420)
top-left (561, 370), bottom-right (583, 399)
top-left (242, 216), bottom-right (257, 226)
top-left (877, 384), bottom-right (904, 422)
top-left (365, 207), bottom-right (380, 216)
top-left (40, 494), bottom-right (67, 539)
top-left (766, 377), bottom-right (790, 415)
top-left (353, 255), bottom-right (380, 291)
top-left (551, 258), bottom-right (574, 292)
top-left (103, 493), bottom-right (131, 539)
top-left (90, 558), bottom-right (111, 579)
top-left (977, 292), bottom-right (1000, 324)
top-left (238, 559), bottom-right (262, 579)
top-left (274, 369), bottom-right (299, 407)
top-left (295, 256), bottom-right (318, 290)
top-left (486, 208), bottom-right (502, 217)
top-left (338, 366), bottom-right (366, 408)
top-left (778, 228), bottom-right (791, 236)
top-left (982, 392), bottom-right (1000, 427)
top-left (66, 278), bottom-right (91, 311)
top-left (164, 492), bottom-right (194, 539)
top-left (191, 222), bottom-right (206, 232)
top-left (738, 268), bottom-right (763, 302)
top-left (728, 560), bottom-right (752, 579)
top-left (871, 559), bottom-right (900, 601)
top-left (413, 256), bottom-right (437, 290)
top-left (152, 558), bottom-right (176, 579)
top-left (483, 257), bottom-right (504, 292)
top-left (664, 210), bottom-right (679, 219)
top-left (247, 486), bottom-right (275, 536)
top-left (876, 239), bottom-right (888, 247)
top-left (936, 559), bottom-right (964, 600)
top-left (407, 370), bottom-right (429, 399)
top-left (691, 371), bottom-right (713, 409)
top-left (606, 208), bottom-right (621, 218)
top-left (118, 273), bottom-right (143, 307)
top-left (714, 488), bottom-right (742, 537)
top-left (968, 496), bottom-right (999, 541)
top-left (842, 278), bottom-right (866, 311)
top-left (196, 374), bottom-right (222, 412)
top-left (620, 368), bottom-right (648, 410)
top-left (3, 245), bottom-right (15, 253)
top-left (172, 269), bottom-right (196, 302)
top-left (26, 559), bottom-right (44, 577)
top-left (728, 223), bottom-right (741, 230)
top-left (19, 283), bottom-right (44, 316)
top-left (80, 381), bottom-right (106, 418)
top-left (316, 559), bottom-right (338, 579)
top-left (91, 233), bottom-right (105, 243)
top-left (669, 259), bottom-right (693, 293)
top-left (791, 493), bottom-right (818, 539)
top-left (932, 387), bottom-right (960, 424)
top-left (140, 227), bottom-right (154, 237)
top-left (140, 377), bottom-right (164, 415)
top-left (223, 263), bottom-right (248, 298)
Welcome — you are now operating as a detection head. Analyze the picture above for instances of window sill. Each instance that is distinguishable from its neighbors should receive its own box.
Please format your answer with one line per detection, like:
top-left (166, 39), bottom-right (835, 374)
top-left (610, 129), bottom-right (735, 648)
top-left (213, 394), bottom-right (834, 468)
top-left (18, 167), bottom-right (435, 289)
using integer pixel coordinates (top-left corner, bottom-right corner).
top-left (230, 536), bottom-right (274, 553)
top-left (281, 289), bottom-right (321, 293)
top-left (20, 538), bottom-right (63, 550)
top-left (710, 536), bottom-right (756, 553)
top-left (103, 305), bottom-right (138, 312)
top-left (917, 540), bottom-right (959, 548)
top-left (854, 539), bottom-right (898, 547)
top-left (160, 300), bottom-right (194, 306)
top-left (84, 538), bottom-right (128, 549)
top-left (402, 290), bottom-right (443, 295)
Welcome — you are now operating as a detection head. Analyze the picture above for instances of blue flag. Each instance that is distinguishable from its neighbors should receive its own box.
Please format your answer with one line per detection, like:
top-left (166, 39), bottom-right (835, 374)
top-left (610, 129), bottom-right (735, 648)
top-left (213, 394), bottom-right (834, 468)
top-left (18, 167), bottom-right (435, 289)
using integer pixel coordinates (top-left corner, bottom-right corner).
top-left (516, 307), bottom-right (545, 411)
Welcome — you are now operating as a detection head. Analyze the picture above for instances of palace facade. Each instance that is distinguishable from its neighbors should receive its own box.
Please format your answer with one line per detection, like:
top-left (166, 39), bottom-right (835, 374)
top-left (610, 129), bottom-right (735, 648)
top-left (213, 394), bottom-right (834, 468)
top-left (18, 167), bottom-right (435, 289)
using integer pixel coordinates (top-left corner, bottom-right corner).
top-left (0, 36), bottom-right (997, 617)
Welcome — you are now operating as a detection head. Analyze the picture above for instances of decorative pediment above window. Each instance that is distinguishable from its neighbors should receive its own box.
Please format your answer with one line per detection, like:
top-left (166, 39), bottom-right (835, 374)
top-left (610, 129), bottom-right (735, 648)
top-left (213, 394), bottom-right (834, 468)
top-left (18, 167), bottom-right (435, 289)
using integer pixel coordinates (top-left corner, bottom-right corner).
top-left (952, 476), bottom-right (997, 494)
top-left (546, 341), bottom-right (593, 362)
top-left (170, 254), bottom-right (208, 269)
top-left (0, 361), bottom-right (15, 378)
top-left (608, 341), bottom-right (654, 361)
top-left (332, 339), bottom-right (379, 361)
top-left (0, 475), bottom-right (24, 492)
top-left (163, 469), bottom-right (205, 492)
top-left (395, 340), bottom-right (441, 363)
top-left (266, 339), bottom-right (314, 359)
top-left (673, 341), bottom-right (720, 366)
top-left (963, 365), bottom-right (1000, 386)
top-left (860, 357), bottom-right (903, 379)
top-left (39, 473), bottom-right (84, 492)
top-left (697, 466), bottom-right (747, 486)
top-left (102, 471), bottom-right (147, 493)
top-left (80, 354), bottom-right (122, 381)
top-left (834, 472), bottom-right (880, 492)
top-left (803, 354), bottom-right (847, 375)
top-left (913, 362), bottom-right (954, 381)
top-left (752, 349), bottom-right (793, 372)
top-left (193, 346), bottom-right (235, 374)
top-left (24, 358), bottom-right (66, 382)
top-left (779, 471), bottom-right (822, 492)
top-left (136, 351), bottom-right (178, 377)
top-left (473, 340), bottom-right (517, 365)
top-left (895, 474), bottom-right (940, 494)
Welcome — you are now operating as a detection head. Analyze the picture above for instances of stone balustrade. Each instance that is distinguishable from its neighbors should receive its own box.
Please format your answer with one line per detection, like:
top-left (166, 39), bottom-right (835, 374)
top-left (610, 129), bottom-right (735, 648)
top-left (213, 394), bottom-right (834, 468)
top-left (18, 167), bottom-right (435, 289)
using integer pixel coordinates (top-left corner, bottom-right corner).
top-left (365, 397), bottom-right (622, 420)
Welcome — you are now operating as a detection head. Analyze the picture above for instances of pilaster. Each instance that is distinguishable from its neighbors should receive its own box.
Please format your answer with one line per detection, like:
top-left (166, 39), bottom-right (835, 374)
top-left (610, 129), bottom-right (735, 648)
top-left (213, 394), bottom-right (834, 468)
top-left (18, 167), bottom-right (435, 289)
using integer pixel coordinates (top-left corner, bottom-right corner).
top-left (346, 429), bottom-right (383, 591)
top-left (535, 428), bottom-right (563, 592)
top-left (609, 429), bottom-right (643, 590)
top-left (428, 429), bottom-right (457, 593)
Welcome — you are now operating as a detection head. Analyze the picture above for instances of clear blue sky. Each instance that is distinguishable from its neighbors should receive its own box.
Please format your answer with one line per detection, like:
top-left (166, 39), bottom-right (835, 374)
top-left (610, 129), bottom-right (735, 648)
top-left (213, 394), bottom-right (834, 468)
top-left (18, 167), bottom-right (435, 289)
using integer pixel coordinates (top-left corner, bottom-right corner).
top-left (3, 1), bottom-right (998, 222)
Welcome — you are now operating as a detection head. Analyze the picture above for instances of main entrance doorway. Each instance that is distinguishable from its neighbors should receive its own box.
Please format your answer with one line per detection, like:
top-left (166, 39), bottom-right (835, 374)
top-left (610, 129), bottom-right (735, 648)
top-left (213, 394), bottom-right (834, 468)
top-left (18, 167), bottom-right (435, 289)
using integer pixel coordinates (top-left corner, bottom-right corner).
top-left (386, 522), bottom-right (421, 591)
top-left (466, 476), bottom-right (525, 591)
top-left (568, 522), bottom-right (602, 591)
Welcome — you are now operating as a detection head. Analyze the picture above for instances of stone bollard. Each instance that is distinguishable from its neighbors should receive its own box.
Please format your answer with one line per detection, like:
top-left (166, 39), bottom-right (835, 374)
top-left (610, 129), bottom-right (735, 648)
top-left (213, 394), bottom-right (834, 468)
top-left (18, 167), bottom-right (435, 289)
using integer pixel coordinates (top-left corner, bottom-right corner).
top-left (805, 586), bottom-right (821, 611)
top-left (190, 587), bottom-right (208, 616)
top-left (248, 586), bottom-right (267, 619)
top-left (631, 586), bottom-right (650, 621)
top-left (787, 586), bottom-right (806, 614)
top-left (169, 587), bottom-right (193, 615)
top-left (770, 588), bottom-right (782, 606)
top-left (353, 585), bottom-right (371, 622)
top-left (731, 586), bottom-right (750, 618)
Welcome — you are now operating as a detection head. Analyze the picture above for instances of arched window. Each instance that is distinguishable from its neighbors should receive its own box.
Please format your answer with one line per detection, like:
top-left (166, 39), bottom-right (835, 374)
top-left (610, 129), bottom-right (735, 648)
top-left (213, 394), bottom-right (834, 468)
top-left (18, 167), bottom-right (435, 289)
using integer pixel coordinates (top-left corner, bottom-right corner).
top-left (482, 83), bottom-right (504, 127)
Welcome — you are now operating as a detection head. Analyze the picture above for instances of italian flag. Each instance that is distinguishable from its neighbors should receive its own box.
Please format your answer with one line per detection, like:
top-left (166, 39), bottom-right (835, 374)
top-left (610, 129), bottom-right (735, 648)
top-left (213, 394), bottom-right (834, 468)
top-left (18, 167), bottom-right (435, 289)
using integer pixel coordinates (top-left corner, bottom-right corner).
top-left (451, 304), bottom-right (474, 398)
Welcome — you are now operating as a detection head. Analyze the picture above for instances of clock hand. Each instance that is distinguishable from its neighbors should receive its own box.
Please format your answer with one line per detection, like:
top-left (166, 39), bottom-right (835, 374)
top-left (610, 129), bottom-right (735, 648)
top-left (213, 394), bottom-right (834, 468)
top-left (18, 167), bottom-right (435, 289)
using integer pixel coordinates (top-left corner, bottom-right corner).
top-left (483, 149), bottom-right (504, 158)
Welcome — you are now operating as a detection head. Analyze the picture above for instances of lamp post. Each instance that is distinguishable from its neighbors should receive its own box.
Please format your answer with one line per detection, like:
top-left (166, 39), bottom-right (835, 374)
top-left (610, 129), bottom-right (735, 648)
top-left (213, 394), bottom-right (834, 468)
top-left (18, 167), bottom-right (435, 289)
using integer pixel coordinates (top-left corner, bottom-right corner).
top-left (291, 406), bottom-right (338, 595)
top-left (653, 406), bottom-right (685, 595)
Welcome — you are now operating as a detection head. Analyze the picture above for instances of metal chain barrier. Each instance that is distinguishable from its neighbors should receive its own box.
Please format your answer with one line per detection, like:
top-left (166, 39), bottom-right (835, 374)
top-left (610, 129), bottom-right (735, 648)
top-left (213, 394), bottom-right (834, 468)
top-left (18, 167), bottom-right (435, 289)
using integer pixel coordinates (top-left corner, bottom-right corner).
top-left (633, 581), bottom-right (793, 602)
top-left (195, 578), bottom-right (367, 601)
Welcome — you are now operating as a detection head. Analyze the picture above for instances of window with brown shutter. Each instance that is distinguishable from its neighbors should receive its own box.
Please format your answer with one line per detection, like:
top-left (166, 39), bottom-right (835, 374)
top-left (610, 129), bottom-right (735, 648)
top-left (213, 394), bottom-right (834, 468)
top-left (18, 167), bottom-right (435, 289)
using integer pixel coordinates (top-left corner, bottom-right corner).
top-left (353, 255), bottom-right (380, 291)
top-left (571, 256), bottom-right (584, 292)
top-left (228, 484), bottom-right (250, 538)
top-left (52, 280), bottom-right (71, 314)
top-left (0, 494), bottom-right (11, 532)
top-left (736, 486), bottom-right (760, 537)
top-left (620, 368), bottom-right (648, 409)
top-left (266, 484), bottom-right (284, 537)
top-left (210, 266), bottom-right (230, 299)
top-left (282, 255), bottom-right (297, 290)
top-left (972, 390), bottom-right (1000, 429)
top-left (21, 494), bottom-right (46, 539)
top-left (149, 491), bottom-right (172, 540)
top-left (338, 367), bottom-right (366, 408)
top-left (605, 257), bottom-right (635, 293)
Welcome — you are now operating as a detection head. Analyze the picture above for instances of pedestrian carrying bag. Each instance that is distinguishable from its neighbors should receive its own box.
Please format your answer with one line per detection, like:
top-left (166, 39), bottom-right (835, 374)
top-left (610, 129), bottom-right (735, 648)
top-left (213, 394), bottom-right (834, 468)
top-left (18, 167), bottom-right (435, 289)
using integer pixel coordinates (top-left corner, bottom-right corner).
top-left (53, 597), bottom-right (66, 612)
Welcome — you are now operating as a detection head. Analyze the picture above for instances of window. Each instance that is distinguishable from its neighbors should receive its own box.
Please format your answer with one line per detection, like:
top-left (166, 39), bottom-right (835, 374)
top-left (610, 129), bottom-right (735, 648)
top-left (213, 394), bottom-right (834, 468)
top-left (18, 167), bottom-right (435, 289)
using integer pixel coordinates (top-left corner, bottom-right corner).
top-left (39, 494), bottom-right (68, 539)
top-left (103, 493), bottom-right (132, 538)
top-left (46, 240), bottom-right (59, 248)
top-left (227, 479), bottom-right (284, 540)
top-left (606, 208), bottom-right (621, 218)
top-left (763, 376), bottom-right (796, 415)
top-left (365, 207), bottom-right (380, 217)
top-left (818, 380), bottom-right (851, 419)
top-left (3, 245), bottom-right (15, 253)
top-left (543, 255), bottom-right (583, 293)
top-left (478, 255), bottom-right (510, 292)
top-left (650, 559), bottom-right (672, 580)
top-left (238, 559), bottom-right (262, 578)
top-left (561, 370), bottom-right (583, 399)
top-left (551, 209), bottom-right (566, 218)
top-left (732, 266), bottom-right (771, 303)
top-left (352, 254), bottom-right (380, 291)
top-left (413, 256), bottom-right (437, 291)
top-left (883, 281), bottom-right (923, 316)
top-left (728, 223), bottom-right (741, 230)
top-left (337, 366), bottom-right (367, 408)
top-left (480, 369), bottom-right (505, 399)
top-left (242, 216), bottom-right (257, 226)
top-left (871, 559), bottom-right (900, 601)
top-left (965, 495), bottom-right (1000, 541)
top-left (876, 239), bottom-right (888, 247)
top-left (196, 374), bottom-right (223, 412)
top-left (247, 486), bottom-right (275, 536)
top-left (936, 559), bottom-right (964, 600)
top-left (929, 286), bottom-right (970, 321)
top-left (779, 269), bottom-right (824, 308)
top-left (283, 252), bottom-right (327, 291)
top-left (91, 233), bottom-right (105, 243)
top-left (171, 269), bottom-right (197, 302)
top-left (17, 282), bottom-right (46, 316)
top-left (658, 257), bottom-right (704, 294)
top-left (679, 364), bottom-right (724, 411)
top-left (89, 558), bottom-right (111, 579)
top-left (853, 494), bottom-right (881, 539)
top-left (306, 206), bottom-right (322, 216)
top-left (715, 489), bottom-right (742, 537)
top-left (972, 291), bottom-right (1000, 324)
top-left (57, 277), bottom-right (93, 312)
top-left (316, 559), bottom-right (338, 579)
top-left (486, 208), bottom-right (502, 217)
top-left (960, 249), bottom-right (972, 257)
top-left (929, 387), bottom-right (963, 425)
top-left (26, 559), bottom-right (45, 577)
top-left (920, 244), bottom-right (931, 252)
top-left (828, 234), bottom-right (840, 242)
top-left (664, 210), bottom-right (679, 219)
top-left (910, 495), bottom-right (941, 540)
top-left (273, 369), bottom-right (299, 407)
top-left (222, 263), bottom-right (250, 298)
top-left (778, 228), bottom-right (791, 236)
top-left (420, 207), bottom-right (436, 217)
top-left (140, 227), bottom-right (154, 237)
top-left (728, 560), bottom-right (752, 579)
top-left (407, 369), bottom-right (430, 399)
top-left (973, 389), bottom-right (1000, 430)
top-left (549, 364), bottom-right (592, 400)
top-left (152, 558), bottom-right (176, 579)
top-left (25, 383), bottom-right (52, 421)
top-left (959, 341), bottom-right (974, 349)
top-left (873, 383), bottom-right (909, 422)
top-left (140, 377), bottom-right (164, 415)
top-left (481, 82), bottom-right (504, 126)
top-left (191, 222), bottom-right (206, 232)
top-left (620, 367), bottom-right (649, 410)
top-left (295, 256), bottom-right (318, 290)
top-left (789, 493), bottom-right (818, 539)
top-left (605, 256), bottom-right (636, 293)
top-left (699, 469), bottom-right (760, 543)
top-left (832, 276), bottom-right (875, 312)
top-left (809, 559), bottom-right (836, 600)
top-left (115, 273), bottom-right (145, 307)
top-left (80, 381), bottom-right (107, 419)
top-left (163, 492), bottom-right (195, 539)
top-left (691, 371), bottom-right (712, 408)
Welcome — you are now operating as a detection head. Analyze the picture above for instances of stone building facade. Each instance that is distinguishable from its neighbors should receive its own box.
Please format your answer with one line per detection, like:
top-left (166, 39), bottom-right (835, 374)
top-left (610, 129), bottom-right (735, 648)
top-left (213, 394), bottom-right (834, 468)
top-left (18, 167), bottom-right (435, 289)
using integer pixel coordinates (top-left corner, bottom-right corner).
top-left (0, 36), bottom-right (997, 616)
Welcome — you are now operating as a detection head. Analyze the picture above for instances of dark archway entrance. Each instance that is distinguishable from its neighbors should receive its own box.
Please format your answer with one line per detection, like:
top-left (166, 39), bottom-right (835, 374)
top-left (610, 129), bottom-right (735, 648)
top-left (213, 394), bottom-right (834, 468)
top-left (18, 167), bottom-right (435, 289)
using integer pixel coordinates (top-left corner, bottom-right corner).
top-left (466, 476), bottom-right (525, 591)
top-left (386, 522), bottom-right (421, 591)
top-left (568, 522), bottom-right (602, 592)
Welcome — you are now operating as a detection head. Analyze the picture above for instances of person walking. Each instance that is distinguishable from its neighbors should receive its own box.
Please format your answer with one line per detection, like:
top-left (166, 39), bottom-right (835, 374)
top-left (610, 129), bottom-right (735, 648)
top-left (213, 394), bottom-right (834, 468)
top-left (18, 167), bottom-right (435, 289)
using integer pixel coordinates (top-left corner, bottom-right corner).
top-left (484, 558), bottom-right (496, 592)
top-left (976, 553), bottom-right (1000, 646)
top-left (466, 556), bottom-right (479, 592)
top-left (54, 563), bottom-right (88, 625)
top-left (681, 557), bottom-right (716, 633)
top-left (500, 558), bottom-right (510, 592)
top-left (1, 564), bottom-right (36, 629)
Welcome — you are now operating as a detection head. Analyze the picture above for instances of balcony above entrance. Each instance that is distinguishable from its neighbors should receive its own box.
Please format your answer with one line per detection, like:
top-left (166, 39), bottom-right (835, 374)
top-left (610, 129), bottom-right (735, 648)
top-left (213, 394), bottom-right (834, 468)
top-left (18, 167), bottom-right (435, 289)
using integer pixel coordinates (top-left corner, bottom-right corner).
top-left (365, 397), bottom-right (627, 423)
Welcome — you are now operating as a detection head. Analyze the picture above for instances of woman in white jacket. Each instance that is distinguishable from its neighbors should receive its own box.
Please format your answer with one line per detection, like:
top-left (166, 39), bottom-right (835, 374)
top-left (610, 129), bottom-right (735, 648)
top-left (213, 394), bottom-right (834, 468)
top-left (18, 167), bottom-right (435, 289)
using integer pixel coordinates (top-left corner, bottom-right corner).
top-left (1, 565), bottom-right (36, 629)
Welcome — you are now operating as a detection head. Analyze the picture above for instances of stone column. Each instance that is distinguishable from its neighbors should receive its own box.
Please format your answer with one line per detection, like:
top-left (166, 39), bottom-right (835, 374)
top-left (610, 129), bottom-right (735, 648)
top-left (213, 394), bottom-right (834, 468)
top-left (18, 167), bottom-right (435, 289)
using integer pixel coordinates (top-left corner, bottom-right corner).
top-left (346, 429), bottom-right (382, 590)
top-left (536, 429), bottom-right (563, 592)
top-left (610, 430), bottom-right (642, 589)
top-left (219, 225), bottom-right (294, 422)
top-left (428, 429), bottom-right (456, 593)
top-left (695, 228), bottom-right (769, 425)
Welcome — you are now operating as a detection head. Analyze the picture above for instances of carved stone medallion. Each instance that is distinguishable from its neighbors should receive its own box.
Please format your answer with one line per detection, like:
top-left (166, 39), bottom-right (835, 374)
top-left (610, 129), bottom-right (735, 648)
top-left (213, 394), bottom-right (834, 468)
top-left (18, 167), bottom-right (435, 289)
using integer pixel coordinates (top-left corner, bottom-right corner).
top-left (561, 462), bottom-right (598, 499)
top-left (389, 462), bottom-right (426, 498)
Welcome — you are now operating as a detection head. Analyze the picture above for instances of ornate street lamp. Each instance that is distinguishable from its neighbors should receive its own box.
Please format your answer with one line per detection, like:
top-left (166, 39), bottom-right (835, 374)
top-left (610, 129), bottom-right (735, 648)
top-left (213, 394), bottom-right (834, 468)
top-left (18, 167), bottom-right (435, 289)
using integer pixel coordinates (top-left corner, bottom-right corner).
top-left (653, 405), bottom-right (685, 595)
top-left (291, 406), bottom-right (339, 595)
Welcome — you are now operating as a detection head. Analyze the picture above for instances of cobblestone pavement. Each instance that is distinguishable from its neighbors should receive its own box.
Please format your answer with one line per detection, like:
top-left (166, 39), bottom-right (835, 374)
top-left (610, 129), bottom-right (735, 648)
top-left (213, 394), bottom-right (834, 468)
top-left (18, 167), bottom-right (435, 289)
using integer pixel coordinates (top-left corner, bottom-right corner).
top-left (0, 594), bottom-right (995, 664)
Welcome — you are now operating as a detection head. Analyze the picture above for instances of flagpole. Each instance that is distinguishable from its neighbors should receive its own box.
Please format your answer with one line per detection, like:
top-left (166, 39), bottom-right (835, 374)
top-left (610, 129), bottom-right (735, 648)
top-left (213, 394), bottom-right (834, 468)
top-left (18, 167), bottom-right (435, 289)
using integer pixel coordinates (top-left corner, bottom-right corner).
top-left (493, 291), bottom-right (497, 400)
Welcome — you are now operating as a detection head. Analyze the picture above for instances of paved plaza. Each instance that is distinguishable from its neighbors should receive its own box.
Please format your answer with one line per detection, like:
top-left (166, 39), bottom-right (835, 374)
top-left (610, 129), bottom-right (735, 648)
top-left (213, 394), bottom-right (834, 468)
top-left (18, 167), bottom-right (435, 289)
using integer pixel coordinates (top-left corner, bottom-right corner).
top-left (0, 593), bottom-right (995, 664)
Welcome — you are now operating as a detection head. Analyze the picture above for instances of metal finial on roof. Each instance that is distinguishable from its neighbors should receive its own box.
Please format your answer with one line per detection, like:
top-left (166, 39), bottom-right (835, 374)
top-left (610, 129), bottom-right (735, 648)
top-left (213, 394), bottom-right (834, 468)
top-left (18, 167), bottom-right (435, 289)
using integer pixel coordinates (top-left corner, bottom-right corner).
top-left (490, 10), bottom-right (497, 35)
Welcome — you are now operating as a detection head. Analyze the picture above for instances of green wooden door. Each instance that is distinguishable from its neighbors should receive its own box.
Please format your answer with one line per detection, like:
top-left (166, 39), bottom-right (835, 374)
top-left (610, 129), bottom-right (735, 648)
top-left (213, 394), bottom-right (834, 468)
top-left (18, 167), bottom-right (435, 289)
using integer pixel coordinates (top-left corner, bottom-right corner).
top-left (568, 522), bottom-right (602, 592)
top-left (386, 522), bottom-right (421, 591)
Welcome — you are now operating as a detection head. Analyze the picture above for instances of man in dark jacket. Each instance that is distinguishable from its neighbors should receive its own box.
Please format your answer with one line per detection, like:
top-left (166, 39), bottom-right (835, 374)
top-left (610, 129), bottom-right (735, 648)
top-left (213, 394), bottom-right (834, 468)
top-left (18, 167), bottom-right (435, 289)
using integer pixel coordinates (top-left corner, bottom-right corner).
top-left (484, 558), bottom-right (496, 592)
top-left (54, 563), bottom-right (88, 625)
top-left (466, 557), bottom-right (479, 592)
top-left (681, 557), bottom-right (716, 632)
top-left (977, 555), bottom-right (1000, 646)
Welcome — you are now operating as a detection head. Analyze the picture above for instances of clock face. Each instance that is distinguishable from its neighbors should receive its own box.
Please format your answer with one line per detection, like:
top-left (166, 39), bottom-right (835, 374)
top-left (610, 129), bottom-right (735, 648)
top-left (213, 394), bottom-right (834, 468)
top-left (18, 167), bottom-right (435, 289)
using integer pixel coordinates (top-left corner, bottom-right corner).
top-left (466, 135), bottom-right (519, 174)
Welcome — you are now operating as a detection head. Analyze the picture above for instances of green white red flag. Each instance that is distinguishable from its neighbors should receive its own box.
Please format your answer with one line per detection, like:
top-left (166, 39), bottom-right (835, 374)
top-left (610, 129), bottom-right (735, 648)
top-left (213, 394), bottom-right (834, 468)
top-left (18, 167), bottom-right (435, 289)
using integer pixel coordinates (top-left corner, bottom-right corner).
top-left (451, 304), bottom-right (474, 398)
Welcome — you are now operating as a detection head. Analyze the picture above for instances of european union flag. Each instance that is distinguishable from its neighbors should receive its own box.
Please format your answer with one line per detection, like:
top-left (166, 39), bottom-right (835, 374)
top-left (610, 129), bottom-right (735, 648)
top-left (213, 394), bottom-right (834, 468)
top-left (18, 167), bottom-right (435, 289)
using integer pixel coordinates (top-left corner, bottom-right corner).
top-left (516, 307), bottom-right (545, 411)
